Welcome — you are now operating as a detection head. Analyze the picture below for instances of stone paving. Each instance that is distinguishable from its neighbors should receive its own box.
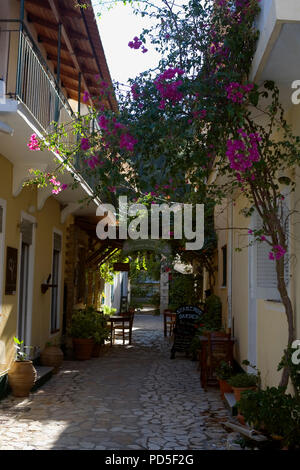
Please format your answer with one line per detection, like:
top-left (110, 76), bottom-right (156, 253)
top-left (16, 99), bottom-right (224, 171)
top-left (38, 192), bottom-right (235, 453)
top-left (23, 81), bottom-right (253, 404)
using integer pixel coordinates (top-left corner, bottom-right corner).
top-left (0, 315), bottom-right (231, 450)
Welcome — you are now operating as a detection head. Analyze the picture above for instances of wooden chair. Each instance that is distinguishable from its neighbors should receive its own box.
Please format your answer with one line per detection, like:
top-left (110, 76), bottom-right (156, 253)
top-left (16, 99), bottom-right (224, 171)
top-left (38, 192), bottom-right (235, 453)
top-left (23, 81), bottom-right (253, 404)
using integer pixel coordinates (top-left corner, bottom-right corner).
top-left (163, 310), bottom-right (176, 337)
top-left (199, 334), bottom-right (234, 390)
top-left (112, 310), bottom-right (135, 345)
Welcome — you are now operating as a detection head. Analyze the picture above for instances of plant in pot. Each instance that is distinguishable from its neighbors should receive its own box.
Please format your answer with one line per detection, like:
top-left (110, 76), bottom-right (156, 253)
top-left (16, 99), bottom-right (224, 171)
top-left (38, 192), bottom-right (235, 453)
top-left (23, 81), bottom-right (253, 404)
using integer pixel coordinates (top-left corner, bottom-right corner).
top-left (8, 337), bottom-right (37, 397)
top-left (228, 371), bottom-right (258, 425)
top-left (238, 387), bottom-right (300, 449)
top-left (215, 361), bottom-right (234, 399)
top-left (40, 340), bottom-right (64, 373)
top-left (68, 307), bottom-right (96, 360)
top-left (92, 312), bottom-right (111, 357)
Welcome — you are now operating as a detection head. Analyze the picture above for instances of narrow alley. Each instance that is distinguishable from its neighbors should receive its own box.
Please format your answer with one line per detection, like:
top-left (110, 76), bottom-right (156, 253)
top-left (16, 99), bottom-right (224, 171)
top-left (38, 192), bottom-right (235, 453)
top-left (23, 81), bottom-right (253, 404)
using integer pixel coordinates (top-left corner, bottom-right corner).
top-left (0, 315), bottom-right (230, 450)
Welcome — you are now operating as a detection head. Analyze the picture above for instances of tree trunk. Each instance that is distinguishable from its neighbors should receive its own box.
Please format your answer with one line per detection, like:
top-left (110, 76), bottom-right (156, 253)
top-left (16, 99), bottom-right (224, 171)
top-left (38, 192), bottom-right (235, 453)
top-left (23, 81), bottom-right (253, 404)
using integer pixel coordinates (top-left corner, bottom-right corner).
top-left (276, 257), bottom-right (296, 389)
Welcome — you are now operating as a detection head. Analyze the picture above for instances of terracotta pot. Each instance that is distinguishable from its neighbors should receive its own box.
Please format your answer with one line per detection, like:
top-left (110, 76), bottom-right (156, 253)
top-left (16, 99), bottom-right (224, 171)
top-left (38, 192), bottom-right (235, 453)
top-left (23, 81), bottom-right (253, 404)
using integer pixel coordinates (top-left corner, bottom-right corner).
top-left (218, 379), bottom-right (233, 399)
top-left (8, 361), bottom-right (37, 397)
top-left (92, 343), bottom-right (102, 358)
top-left (40, 345), bottom-right (64, 373)
top-left (72, 338), bottom-right (94, 360)
top-left (232, 386), bottom-right (257, 402)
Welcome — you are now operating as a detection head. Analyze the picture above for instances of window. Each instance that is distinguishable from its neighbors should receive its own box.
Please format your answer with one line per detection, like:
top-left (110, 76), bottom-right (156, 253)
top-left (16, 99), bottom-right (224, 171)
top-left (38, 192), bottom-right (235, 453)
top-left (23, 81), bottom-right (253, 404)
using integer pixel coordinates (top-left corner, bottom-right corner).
top-left (51, 232), bottom-right (62, 333)
top-left (255, 202), bottom-right (289, 301)
top-left (221, 245), bottom-right (227, 287)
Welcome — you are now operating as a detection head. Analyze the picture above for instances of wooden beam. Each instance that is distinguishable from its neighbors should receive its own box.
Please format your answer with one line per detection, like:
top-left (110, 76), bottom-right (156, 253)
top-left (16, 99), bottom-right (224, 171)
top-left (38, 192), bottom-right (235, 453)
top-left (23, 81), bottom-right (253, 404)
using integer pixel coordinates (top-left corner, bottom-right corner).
top-left (38, 34), bottom-right (68, 52)
top-left (27, 13), bottom-right (88, 40)
top-left (47, 0), bottom-right (92, 105)
top-left (24, 0), bottom-right (51, 11)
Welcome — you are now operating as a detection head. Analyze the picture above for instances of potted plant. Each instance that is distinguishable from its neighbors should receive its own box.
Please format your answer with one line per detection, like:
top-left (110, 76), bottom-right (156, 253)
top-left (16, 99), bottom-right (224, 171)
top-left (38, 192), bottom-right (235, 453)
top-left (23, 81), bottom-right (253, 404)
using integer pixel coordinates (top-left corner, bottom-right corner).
top-left (215, 361), bottom-right (234, 399)
top-left (92, 312), bottom-right (110, 357)
top-left (40, 340), bottom-right (64, 373)
top-left (228, 372), bottom-right (258, 402)
top-left (8, 337), bottom-right (37, 397)
top-left (68, 307), bottom-right (96, 360)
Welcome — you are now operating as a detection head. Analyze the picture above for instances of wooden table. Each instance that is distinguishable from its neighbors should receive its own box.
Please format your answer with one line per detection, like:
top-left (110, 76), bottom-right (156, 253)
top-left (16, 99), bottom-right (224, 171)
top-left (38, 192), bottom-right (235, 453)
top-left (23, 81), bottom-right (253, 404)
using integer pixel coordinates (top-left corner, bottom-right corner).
top-left (163, 311), bottom-right (176, 337)
top-left (107, 315), bottom-right (132, 346)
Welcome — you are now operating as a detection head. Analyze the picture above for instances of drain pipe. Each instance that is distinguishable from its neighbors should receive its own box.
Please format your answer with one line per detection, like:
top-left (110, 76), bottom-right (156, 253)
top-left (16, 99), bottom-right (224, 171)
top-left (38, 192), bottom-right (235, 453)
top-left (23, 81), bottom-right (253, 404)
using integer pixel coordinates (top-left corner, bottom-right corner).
top-left (0, 121), bottom-right (14, 136)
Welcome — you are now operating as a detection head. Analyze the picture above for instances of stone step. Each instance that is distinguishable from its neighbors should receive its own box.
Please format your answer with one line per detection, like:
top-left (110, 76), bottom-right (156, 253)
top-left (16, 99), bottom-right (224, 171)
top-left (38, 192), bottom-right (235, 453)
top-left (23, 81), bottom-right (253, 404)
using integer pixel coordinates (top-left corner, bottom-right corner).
top-left (31, 366), bottom-right (54, 391)
top-left (224, 392), bottom-right (237, 416)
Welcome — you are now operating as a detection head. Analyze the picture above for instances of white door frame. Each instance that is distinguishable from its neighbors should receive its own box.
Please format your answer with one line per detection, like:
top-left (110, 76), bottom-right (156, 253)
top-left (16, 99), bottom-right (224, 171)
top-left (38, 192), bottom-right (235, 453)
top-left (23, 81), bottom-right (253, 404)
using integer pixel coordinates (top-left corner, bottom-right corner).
top-left (248, 217), bottom-right (257, 370)
top-left (49, 228), bottom-right (63, 336)
top-left (17, 211), bottom-right (36, 347)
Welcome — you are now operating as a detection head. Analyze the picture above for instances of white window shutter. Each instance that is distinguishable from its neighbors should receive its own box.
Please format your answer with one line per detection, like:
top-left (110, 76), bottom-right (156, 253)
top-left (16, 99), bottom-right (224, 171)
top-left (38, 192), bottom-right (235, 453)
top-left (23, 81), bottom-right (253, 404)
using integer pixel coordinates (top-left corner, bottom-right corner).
top-left (255, 201), bottom-right (289, 301)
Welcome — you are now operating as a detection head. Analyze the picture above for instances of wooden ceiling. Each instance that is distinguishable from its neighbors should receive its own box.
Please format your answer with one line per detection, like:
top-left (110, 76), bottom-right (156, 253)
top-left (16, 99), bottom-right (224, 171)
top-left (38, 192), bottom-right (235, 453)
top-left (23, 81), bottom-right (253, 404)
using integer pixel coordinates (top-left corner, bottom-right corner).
top-left (22, 0), bottom-right (118, 111)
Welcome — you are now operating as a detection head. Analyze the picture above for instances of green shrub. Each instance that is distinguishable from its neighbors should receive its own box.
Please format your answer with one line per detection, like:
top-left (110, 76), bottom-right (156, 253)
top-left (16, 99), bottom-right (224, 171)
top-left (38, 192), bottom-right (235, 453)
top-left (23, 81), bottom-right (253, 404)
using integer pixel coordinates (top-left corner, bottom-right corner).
top-left (228, 373), bottom-right (258, 388)
top-left (238, 387), bottom-right (300, 449)
top-left (216, 361), bottom-right (234, 380)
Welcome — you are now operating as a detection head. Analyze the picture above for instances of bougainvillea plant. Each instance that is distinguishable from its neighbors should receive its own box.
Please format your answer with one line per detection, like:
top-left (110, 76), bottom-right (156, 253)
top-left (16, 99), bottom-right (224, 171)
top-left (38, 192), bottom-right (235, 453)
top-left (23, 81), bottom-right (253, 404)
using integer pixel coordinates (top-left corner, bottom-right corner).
top-left (28, 0), bottom-right (300, 389)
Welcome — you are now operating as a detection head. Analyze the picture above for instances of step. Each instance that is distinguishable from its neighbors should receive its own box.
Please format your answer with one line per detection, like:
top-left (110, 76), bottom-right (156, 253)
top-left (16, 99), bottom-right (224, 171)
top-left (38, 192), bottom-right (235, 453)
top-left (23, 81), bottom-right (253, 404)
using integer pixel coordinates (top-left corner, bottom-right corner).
top-left (31, 366), bottom-right (54, 391)
top-left (224, 392), bottom-right (237, 416)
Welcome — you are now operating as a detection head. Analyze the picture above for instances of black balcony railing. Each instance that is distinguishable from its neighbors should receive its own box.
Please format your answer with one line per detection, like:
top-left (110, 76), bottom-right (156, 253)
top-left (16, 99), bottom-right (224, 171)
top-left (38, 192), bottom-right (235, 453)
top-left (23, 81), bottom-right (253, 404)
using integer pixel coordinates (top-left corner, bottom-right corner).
top-left (1, 20), bottom-right (74, 133)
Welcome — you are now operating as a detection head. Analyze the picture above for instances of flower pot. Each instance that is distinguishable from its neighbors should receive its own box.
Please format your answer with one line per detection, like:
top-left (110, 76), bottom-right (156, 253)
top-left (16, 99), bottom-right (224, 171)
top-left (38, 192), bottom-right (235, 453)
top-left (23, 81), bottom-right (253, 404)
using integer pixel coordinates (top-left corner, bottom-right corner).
top-left (218, 379), bottom-right (233, 399)
top-left (72, 338), bottom-right (94, 360)
top-left (92, 343), bottom-right (102, 358)
top-left (232, 386), bottom-right (256, 402)
top-left (8, 361), bottom-right (37, 397)
top-left (40, 345), bottom-right (64, 373)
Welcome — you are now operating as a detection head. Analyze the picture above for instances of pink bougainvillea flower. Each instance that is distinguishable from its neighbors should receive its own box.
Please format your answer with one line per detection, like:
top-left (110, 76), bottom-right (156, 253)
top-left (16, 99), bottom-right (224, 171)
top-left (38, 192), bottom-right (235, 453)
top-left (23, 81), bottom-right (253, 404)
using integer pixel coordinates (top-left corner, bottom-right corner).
top-left (248, 229), bottom-right (253, 234)
top-left (261, 235), bottom-right (266, 241)
top-left (108, 186), bottom-right (116, 193)
top-left (98, 115), bottom-right (109, 131)
top-left (119, 133), bottom-right (137, 152)
top-left (61, 184), bottom-right (68, 191)
top-left (27, 134), bottom-right (40, 151)
top-left (87, 155), bottom-right (100, 170)
top-left (83, 91), bottom-right (90, 103)
top-left (81, 137), bottom-right (90, 151)
top-left (269, 252), bottom-right (275, 260)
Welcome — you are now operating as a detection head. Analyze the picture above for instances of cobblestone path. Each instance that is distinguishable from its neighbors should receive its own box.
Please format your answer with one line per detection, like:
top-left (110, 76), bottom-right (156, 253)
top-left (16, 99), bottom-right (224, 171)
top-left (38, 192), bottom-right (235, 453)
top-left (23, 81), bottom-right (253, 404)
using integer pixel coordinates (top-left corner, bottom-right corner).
top-left (0, 315), bottom-right (230, 450)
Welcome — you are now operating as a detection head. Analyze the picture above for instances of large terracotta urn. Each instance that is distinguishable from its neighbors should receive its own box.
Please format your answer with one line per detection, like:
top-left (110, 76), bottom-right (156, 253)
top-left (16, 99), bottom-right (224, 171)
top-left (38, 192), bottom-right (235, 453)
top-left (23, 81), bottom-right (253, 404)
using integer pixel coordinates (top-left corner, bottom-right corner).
top-left (72, 338), bottom-right (94, 360)
top-left (8, 361), bottom-right (37, 397)
top-left (40, 345), bottom-right (64, 373)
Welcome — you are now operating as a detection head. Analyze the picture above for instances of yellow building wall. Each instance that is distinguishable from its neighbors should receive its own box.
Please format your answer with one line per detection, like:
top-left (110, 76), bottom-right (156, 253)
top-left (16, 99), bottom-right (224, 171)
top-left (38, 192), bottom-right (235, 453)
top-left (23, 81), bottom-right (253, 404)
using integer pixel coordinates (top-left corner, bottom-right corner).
top-left (0, 153), bottom-right (71, 375)
top-left (256, 300), bottom-right (289, 388)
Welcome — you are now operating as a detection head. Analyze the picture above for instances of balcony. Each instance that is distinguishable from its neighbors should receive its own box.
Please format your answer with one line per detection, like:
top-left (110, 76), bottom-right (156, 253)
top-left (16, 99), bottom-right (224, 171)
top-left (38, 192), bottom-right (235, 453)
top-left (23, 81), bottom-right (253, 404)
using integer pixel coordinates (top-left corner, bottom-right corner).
top-left (0, 19), bottom-right (101, 215)
top-left (250, 0), bottom-right (300, 107)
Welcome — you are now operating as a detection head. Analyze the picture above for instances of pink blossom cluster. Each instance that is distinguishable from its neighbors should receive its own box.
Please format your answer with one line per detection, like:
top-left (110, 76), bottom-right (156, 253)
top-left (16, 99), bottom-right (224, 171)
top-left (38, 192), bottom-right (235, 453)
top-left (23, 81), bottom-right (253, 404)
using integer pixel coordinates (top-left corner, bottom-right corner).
top-left (225, 82), bottom-right (254, 104)
top-left (131, 83), bottom-right (139, 101)
top-left (154, 68), bottom-right (184, 109)
top-left (226, 129), bottom-right (261, 176)
top-left (27, 134), bottom-right (40, 151)
top-left (81, 138), bottom-right (90, 151)
top-left (119, 133), bottom-right (138, 152)
top-left (269, 245), bottom-right (286, 261)
top-left (188, 109), bottom-right (207, 124)
top-left (128, 36), bottom-right (148, 53)
top-left (49, 176), bottom-right (67, 195)
top-left (87, 155), bottom-right (104, 170)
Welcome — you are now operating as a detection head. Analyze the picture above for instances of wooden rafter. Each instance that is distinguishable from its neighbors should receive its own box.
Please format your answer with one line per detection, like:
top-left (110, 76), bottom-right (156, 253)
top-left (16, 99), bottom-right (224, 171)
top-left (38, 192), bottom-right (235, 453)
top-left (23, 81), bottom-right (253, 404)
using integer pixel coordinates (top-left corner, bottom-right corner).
top-left (46, 0), bottom-right (92, 106)
top-left (27, 13), bottom-right (88, 41)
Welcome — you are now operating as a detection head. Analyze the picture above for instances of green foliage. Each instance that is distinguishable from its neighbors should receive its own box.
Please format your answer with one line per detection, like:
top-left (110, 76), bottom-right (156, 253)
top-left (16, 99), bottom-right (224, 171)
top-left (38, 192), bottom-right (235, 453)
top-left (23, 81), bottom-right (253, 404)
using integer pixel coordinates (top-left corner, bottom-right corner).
top-left (200, 294), bottom-right (222, 330)
top-left (215, 361), bottom-right (234, 381)
top-left (101, 305), bottom-right (117, 316)
top-left (238, 387), bottom-right (300, 449)
top-left (13, 337), bottom-right (31, 362)
top-left (169, 274), bottom-right (198, 310)
top-left (68, 306), bottom-right (110, 342)
top-left (228, 373), bottom-right (258, 388)
top-left (278, 345), bottom-right (300, 397)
